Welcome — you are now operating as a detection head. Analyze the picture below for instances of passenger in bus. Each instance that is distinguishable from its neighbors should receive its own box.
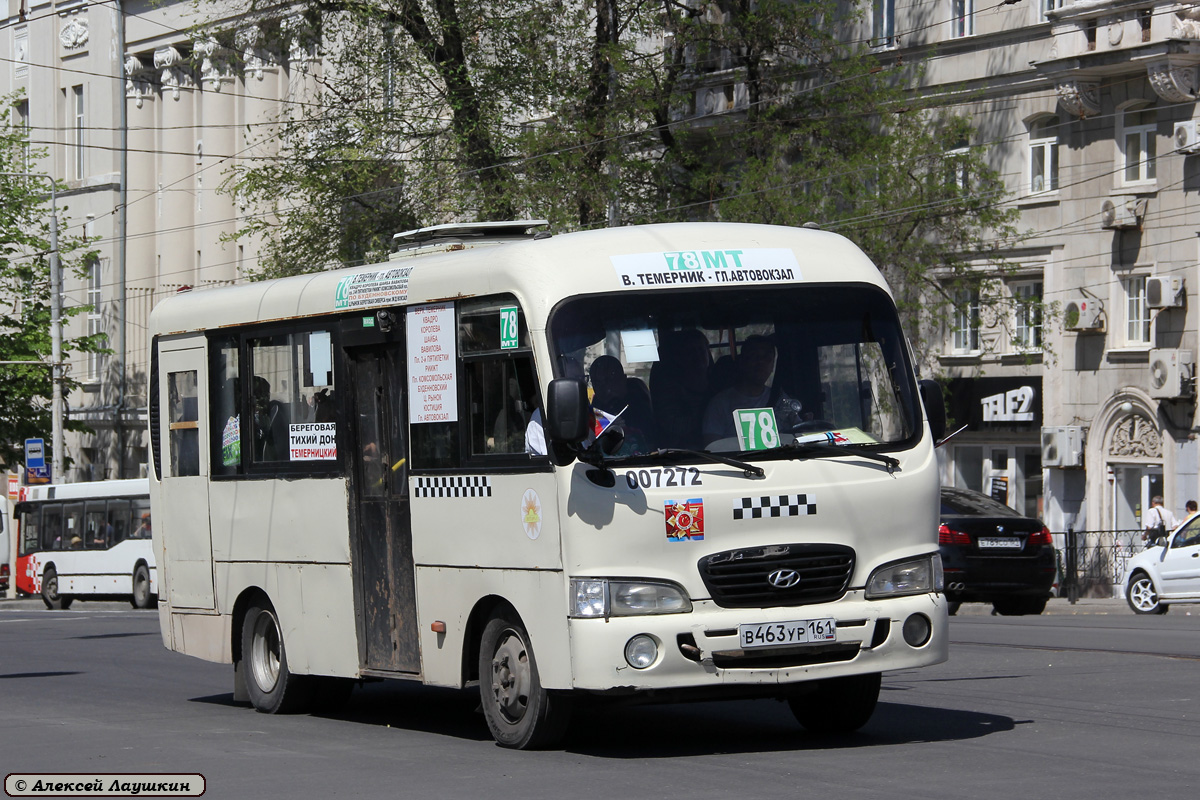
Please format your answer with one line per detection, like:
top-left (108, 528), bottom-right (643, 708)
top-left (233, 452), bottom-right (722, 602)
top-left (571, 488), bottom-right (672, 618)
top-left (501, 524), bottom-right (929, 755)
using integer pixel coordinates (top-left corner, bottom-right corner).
top-left (252, 376), bottom-right (289, 460)
top-left (70, 535), bottom-right (83, 549)
top-left (651, 329), bottom-right (712, 450)
top-left (589, 355), bottom-right (655, 454)
top-left (701, 335), bottom-right (800, 446)
top-left (134, 513), bottom-right (151, 540)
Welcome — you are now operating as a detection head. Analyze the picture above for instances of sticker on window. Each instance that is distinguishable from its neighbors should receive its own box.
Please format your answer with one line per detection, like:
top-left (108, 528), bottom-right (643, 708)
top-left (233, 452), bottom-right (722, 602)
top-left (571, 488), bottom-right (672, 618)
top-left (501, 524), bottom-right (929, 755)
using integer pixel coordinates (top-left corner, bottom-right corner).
top-left (289, 422), bottom-right (337, 460)
top-left (407, 303), bottom-right (458, 423)
top-left (733, 408), bottom-right (780, 451)
top-left (221, 415), bottom-right (241, 466)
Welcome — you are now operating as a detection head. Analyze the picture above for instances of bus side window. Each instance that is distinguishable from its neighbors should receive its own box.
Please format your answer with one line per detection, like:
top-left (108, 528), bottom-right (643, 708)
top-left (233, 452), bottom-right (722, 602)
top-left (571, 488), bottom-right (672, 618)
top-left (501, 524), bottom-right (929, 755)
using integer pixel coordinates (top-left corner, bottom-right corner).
top-left (132, 501), bottom-right (151, 539)
top-left (168, 370), bottom-right (201, 477)
top-left (63, 502), bottom-right (84, 549)
top-left (20, 507), bottom-right (40, 556)
top-left (109, 500), bottom-right (132, 543)
top-left (85, 502), bottom-right (108, 550)
top-left (211, 335), bottom-right (243, 476)
top-left (42, 505), bottom-right (63, 550)
top-left (457, 296), bottom-right (544, 462)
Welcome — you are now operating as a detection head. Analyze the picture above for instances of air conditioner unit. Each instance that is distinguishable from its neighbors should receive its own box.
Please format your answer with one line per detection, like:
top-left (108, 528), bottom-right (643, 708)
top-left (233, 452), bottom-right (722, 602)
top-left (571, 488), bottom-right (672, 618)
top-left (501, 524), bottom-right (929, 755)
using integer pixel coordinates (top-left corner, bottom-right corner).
top-left (1147, 275), bottom-right (1184, 309)
top-left (1101, 197), bottom-right (1146, 230)
top-left (1041, 426), bottom-right (1085, 468)
top-left (1175, 120), bottom-right (1200, 154)
top-left (1149, 348), bottom-right (1195, 399)
top-left (1063, 297), bottom-right (1104, 331)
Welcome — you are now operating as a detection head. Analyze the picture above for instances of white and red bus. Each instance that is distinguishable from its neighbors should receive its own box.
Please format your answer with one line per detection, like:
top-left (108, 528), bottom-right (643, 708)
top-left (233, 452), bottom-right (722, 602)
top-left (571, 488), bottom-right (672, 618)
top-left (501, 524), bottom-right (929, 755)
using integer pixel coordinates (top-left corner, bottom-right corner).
top-left (14, 479), bottom-right (156, 609)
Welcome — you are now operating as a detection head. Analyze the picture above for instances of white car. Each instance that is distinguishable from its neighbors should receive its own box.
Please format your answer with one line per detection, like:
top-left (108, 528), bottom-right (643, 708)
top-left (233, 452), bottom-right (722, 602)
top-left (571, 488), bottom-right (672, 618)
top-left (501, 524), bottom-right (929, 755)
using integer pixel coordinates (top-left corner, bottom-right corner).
top-left (1125, 514), bottom-right (1200, 614)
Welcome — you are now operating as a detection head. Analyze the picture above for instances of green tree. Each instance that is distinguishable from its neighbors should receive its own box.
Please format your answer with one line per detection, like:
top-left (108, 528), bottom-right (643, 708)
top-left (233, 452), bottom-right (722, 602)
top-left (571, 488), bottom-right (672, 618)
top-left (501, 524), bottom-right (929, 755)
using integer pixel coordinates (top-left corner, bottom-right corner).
top-left (205, 0), bottom-right (1026, 350)
top-left (0, 93), bottom-right (109, 469)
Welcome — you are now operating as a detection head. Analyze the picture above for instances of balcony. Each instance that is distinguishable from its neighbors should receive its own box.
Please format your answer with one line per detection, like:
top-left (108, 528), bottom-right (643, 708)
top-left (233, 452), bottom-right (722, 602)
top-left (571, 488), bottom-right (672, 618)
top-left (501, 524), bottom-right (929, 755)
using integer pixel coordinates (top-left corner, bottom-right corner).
top-left (1034, 1), bottom-right (1200, 115)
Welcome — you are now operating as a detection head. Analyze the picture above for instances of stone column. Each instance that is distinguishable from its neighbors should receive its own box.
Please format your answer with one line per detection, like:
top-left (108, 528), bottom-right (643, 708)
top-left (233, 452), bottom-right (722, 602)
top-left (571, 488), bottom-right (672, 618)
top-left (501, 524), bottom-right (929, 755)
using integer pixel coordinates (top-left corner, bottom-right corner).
top-left (154, 45), bottom-right (197, 290)
top-left (195, 36), bottom-right (238, 285)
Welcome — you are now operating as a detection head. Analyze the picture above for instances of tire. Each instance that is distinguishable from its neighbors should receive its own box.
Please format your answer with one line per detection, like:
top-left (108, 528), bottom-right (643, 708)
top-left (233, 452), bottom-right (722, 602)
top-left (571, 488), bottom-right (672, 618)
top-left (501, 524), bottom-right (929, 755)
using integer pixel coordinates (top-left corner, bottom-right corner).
top-left (41, 566), bottom-right (73, 610)
top-left (1020, 596), bottom-right (1048, 616)
top-left (946, 600), bottom-right (961, 616)
top-left (240, 600), bottom-right (312, 713)
top-left (478, 610), bottom-right (571, 749)
top-left (991, 597), bottom-right (1027, 616)
top-left (131, 564), bottom-right (153, 609)
top-left (1127, 572), bottom-right (1168, 615)
top-left (788, 672), bottom-right (882, 735)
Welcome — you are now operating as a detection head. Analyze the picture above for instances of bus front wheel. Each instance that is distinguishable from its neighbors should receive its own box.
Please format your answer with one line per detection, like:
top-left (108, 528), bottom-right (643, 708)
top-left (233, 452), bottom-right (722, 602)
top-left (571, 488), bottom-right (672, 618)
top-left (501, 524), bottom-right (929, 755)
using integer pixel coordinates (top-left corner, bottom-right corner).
top-left (130, 564), bottom-right (153, 609)
top-left (478, 611), bottom-right (571, 749)
top-left (41, 566), bottom-right (73, 610)
top-left (240, 600), bottom-right (311, 714)
top-left (788, 672), bottom-right (881, 735)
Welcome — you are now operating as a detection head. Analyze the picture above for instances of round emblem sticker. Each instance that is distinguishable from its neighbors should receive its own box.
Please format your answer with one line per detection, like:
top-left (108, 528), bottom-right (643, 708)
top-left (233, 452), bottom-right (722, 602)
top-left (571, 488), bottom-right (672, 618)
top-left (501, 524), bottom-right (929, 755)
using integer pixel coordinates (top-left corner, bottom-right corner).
top-left (522, 488), bottom-right (542, 540)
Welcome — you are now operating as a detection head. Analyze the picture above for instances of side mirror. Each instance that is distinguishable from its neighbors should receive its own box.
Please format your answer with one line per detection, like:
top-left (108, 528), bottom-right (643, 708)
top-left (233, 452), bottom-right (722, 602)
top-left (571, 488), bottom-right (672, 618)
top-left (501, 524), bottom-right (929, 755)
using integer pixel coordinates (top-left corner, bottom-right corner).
top-left (546, 378), bottom-right (590, 465)
top-left (918, 379), bottom-right (946, 443)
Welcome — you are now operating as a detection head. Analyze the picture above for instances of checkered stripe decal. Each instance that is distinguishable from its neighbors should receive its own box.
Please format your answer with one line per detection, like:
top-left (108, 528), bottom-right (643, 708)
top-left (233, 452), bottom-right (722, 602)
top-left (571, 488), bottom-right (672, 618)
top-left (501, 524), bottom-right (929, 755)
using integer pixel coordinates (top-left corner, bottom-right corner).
top-left (733, 494), bottom-right (816, 520)
top-left (414, 476), bottom-right (493, 498)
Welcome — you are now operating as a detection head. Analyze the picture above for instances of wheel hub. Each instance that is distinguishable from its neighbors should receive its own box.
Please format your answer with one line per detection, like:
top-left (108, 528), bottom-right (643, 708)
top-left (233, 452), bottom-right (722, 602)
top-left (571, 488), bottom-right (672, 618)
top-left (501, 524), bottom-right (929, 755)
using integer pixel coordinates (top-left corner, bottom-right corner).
top-left (490, 631), bottom-right (531, 723)
top-left (250, 610), bottom-right (282, 692)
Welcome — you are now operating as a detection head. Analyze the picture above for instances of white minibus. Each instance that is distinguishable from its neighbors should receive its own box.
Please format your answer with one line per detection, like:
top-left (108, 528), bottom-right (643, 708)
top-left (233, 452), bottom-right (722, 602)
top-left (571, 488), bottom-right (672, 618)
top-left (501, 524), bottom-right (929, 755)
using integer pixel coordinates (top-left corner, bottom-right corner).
top-left (149, 221), bottom-right (948, 748)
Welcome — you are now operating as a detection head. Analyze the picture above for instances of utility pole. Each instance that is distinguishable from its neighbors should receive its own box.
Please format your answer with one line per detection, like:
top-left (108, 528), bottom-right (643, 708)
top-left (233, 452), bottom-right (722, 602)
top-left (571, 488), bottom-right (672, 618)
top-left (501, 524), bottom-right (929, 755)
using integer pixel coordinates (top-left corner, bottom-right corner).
top-left (2, 172), bottom-right (65, 481)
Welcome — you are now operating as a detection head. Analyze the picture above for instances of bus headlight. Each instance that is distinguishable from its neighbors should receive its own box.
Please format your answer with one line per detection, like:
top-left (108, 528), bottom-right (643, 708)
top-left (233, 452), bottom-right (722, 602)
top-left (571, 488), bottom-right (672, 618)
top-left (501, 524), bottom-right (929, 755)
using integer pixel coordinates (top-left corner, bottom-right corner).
top-left (569, 579), bottom-right (692, 618)
top-left (865, 555), bottom-right (942, 599)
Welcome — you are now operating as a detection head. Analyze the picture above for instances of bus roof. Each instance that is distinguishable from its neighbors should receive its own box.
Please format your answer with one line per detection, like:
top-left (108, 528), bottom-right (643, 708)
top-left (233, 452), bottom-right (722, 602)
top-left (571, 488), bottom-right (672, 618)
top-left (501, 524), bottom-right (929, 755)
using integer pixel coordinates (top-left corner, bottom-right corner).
top-left (149, 222), bottom-right (888, 337)
top-left (20, 478), bottom-right (150, 503)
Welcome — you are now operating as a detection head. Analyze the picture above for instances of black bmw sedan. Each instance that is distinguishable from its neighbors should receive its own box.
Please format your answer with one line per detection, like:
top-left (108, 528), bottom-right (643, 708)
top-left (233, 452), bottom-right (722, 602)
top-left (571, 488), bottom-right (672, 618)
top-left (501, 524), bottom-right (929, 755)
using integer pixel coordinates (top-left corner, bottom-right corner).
top-left (939, 487), bottom-right (1056, 616)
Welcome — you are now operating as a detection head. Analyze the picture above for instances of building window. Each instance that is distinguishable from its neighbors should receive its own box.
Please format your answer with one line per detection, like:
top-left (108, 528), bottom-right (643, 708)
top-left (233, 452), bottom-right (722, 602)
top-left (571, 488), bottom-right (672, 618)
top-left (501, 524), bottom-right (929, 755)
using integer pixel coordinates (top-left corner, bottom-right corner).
top-left (952, 0), bottom-right (974, 38)
top-left (1123, 275), bottom-right (1151, 345)
top-left (72, 85), bottom-right (85, 180)
top-left (1121, 105), bottom-right (1157, 185)
top-left (953, 288), bottom-right (981, 353)
top-left (1012, 281), bottom-right (1043, 350)
top-left (86, 259), bottom-right (102, 380)
top-left (1028, 116), bottom-right (1060, 194)
top-left (1041, 0), bottom-right (1065, 19)
top-left (873, 0), bottom-right (895, 47)
top-left (15, 99), bottom-right (30, 169)
top-left (946, 142), bottom-right (970, 191)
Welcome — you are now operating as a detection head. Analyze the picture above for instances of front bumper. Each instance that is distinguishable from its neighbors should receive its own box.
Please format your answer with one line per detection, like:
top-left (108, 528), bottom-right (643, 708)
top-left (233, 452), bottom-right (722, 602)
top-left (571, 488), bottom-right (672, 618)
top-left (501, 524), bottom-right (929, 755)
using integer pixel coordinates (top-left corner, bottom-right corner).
top-left (565, 590), bottom-right (948, 694)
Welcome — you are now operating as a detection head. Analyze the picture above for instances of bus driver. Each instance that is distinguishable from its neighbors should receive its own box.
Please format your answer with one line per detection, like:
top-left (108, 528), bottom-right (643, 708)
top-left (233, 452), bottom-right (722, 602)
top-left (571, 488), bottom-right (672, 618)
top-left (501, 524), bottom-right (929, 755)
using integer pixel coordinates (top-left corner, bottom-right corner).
top-left (701, 335), bottom-right (800, 446)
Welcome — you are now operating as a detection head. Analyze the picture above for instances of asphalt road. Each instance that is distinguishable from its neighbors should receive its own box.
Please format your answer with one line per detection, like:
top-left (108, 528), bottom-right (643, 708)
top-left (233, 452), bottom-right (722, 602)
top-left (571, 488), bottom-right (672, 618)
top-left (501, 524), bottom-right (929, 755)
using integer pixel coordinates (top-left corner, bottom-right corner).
top-left (2, 598), bottom-right (1198, 800)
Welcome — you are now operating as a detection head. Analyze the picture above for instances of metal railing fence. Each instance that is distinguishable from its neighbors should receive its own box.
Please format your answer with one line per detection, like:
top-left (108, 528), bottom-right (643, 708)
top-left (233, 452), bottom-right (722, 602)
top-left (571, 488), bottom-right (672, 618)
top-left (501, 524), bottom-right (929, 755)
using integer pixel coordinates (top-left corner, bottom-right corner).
top-left (1057, 528), bottom-right (1147, 603)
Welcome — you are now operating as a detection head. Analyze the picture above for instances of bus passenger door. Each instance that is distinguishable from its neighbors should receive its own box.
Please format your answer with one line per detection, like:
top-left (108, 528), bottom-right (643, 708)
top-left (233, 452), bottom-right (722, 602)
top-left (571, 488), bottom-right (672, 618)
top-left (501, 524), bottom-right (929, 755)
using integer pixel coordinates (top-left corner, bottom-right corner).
top-left (348, 346), bottom-right (420, 674)
top-left (156, 342), bottom-right (215, 610)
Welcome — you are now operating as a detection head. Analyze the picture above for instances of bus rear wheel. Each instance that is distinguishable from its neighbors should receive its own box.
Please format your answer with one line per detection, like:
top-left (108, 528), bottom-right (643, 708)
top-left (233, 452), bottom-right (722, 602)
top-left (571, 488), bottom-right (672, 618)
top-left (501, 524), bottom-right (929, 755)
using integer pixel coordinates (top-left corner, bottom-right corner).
top-left (240, 600), bottom-right (311, 714)
top-left (41, 566), bottom-right (73, 610)
top-left (478, 611), bottom-right (571, 749)
top-left (788, 672), bottom-right (881, 735)
top-left (130, 564), bottom-right (153, 609)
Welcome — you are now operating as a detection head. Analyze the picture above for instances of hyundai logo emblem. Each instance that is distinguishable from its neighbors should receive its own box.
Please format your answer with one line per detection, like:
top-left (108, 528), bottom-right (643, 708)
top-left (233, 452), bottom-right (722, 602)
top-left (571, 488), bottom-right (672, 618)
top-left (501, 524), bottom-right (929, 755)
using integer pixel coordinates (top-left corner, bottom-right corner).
top-left (767, 569), bottom-right (801, 589)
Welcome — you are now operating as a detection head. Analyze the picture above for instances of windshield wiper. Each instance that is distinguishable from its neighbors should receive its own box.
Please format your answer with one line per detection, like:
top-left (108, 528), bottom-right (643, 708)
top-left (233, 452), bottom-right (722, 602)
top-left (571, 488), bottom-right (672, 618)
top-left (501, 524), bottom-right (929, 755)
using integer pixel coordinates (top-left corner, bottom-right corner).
top-left (645, 448), bottom-right (765, 478)
top-left (779, 441), bottom-right (900, 474)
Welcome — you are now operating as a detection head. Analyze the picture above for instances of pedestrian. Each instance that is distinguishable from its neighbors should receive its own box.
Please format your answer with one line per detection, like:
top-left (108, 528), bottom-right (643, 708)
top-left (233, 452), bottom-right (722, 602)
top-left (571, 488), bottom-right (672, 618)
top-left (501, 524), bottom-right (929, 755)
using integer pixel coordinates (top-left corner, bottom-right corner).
top-left (1142, 496), bottom-right (1178, 547)
top-left (1187, 499), bottom-right (1198, 518)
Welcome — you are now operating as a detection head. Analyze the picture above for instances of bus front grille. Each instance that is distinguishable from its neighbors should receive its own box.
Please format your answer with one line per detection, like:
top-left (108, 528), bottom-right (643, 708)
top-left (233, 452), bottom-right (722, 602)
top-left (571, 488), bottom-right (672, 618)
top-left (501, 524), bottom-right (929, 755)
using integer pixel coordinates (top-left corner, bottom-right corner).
top-left (697, 544), bottom-right (855, 608)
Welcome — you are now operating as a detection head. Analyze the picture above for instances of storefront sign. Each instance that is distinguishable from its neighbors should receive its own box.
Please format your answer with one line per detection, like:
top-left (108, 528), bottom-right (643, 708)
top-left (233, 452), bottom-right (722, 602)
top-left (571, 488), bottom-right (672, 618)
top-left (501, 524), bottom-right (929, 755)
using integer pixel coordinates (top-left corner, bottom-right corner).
top-left (948, 377), bottom-right (1042, 430)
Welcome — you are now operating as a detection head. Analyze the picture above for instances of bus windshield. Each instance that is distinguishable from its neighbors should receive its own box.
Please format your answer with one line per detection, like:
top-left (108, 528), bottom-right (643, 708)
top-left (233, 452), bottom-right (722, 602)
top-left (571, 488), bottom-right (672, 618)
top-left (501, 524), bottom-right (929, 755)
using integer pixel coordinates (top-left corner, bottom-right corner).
top-left (548, 284), bottom-right (921, 459)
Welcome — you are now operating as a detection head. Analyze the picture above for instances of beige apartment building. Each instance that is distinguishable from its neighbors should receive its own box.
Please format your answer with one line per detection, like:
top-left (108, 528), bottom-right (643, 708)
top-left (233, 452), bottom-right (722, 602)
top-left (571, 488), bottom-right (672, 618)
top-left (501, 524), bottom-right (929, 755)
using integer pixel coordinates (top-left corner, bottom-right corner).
top-left (5, 1), bottom-right (1200, 554)
top-left (851, 0), bottom-right (1199, 547)
top-left (2, 0), bottom-right (307, 481)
